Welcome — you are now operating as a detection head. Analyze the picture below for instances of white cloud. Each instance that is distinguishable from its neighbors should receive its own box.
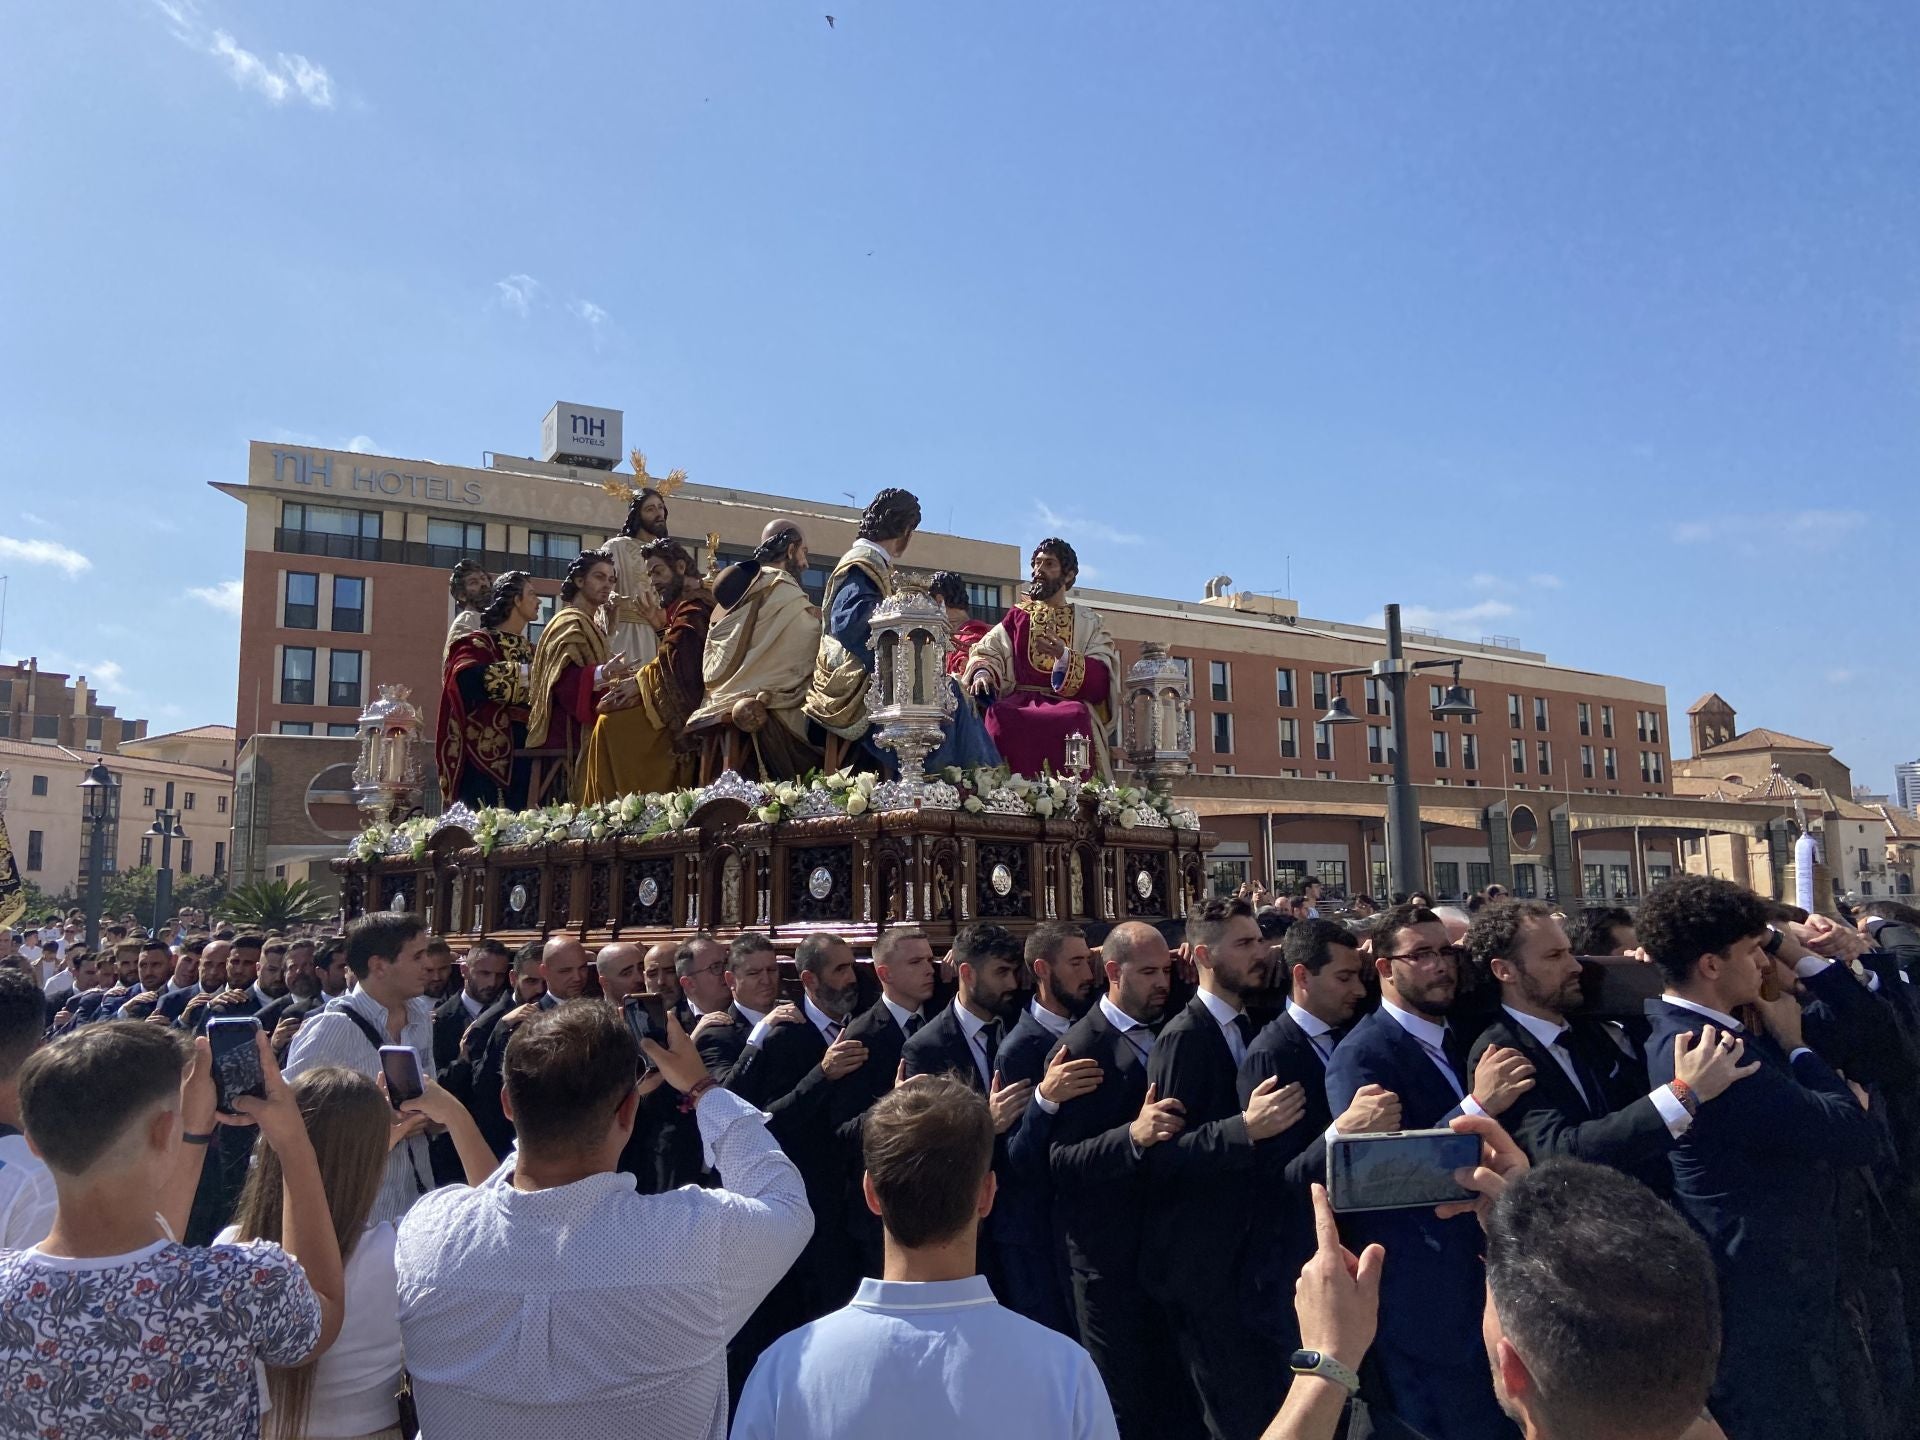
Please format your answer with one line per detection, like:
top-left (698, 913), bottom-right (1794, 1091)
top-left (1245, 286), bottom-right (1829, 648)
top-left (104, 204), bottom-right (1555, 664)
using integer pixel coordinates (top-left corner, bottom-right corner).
top-left (1826, 667), bottom-right (1857, 685)
top-left (148, 4), bottom-right (336, 110)
top-left (1468, 572), bottom-right (1506, 591)
top-left (1384, 599), bottom-right (1518, 632)
top-left (345, 435), bottom-right (380, 454)
top-left (91, 660), bottom-right (126, 688)
top-left (18, 512), bottom-right (52, 530)
top-left (0, 536), bottom-right (92, 577)
top-left (1671, 509), bottom-right (1866, 555)
top-left (1469, 571), bottom-right (1561, 593)
top-left (494, 274), bottom-right (540, 317)
top-left (187, 579), bottom-right (245, 616)
top-left (1031, 501), bottom-right (1141, 547)
top-left (1527, 573), bottom-right (1564, 590)
top-left (570, 299), bottom-right (611, 329)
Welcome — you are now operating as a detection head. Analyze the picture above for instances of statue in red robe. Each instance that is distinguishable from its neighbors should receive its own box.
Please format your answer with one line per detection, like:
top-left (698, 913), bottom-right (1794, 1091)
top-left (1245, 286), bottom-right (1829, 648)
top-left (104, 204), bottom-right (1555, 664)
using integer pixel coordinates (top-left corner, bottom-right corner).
top-left (963, 539), bottom-right (1118, 780)
top-left (436, 572), bottom-right (538, 811)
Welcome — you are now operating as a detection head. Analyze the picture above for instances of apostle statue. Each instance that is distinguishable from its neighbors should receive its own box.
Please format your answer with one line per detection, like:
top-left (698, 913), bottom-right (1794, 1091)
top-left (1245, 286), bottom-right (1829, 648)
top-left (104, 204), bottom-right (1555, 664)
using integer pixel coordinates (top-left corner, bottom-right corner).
top-left (526, 548), bottom-right (632, 803)
top-left (685, 520), bottom-right (824, 780)
top-left (965, 537), bottom-right (1118, 780)
top-left (443, 559), bottom-right (492, 660)
top-left (928, 570), bottom-right (1001, 771)
top-left (436, 571), bottom-right (537, 811)
top-left (802, 488), bottom-right (922, 769)
top-left (580, 540), bottom-right (716, 804)
top-left (598, 483), bottom-right (674, 669)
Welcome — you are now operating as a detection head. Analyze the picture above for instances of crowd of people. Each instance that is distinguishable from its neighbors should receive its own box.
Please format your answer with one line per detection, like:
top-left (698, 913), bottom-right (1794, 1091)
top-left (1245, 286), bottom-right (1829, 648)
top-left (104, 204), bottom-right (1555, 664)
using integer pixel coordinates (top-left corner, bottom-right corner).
top-left (2, 877), bottom-right (1918, 1440)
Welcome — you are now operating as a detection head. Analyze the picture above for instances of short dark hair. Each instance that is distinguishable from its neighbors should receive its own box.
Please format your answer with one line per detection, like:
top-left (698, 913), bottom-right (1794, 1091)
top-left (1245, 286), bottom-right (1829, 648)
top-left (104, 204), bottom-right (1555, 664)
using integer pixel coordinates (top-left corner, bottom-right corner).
top-left (729, 932), bottom-right (777, 966)
top-left (140, 938), bottom-right (170, 956)
top-left (1031, 536), bottom-right (1080, 583)
top-left (343, 913), bottom-right (424, 981)
top-left (466, 937), bottom-right (511, 962)
top-left (19, 1022), bottom-right (186, 1175)
top-left (673, 932), bottom-right (721, 977)
top-left (952, 924), bottom-right (1021, 973)
top-left (231, 932), bottom-right (265, 954)
top-left (639, 537), bottom-right (695, 576)
top-left (313, 937), bottom-right (346, 970)
top-left (1024, 922), bottom-right (1086, 968)
top-left (872, 926), bottom-right (929, 969)
top-left (0, 970), bottom-right (46, 1077)
top-left (183, 935), bottom-right (209, 958)
top-left (1486, 1159), bottom-right (1719, 1439)
top-left (927, 571), bottom-right (970, 611)
top-left (1281, 918), bottom-right (1360, 976)
top-left (560, 546), bottom-right (615, 603)
top-left (1372, 903), bottom-right (1444, 960)
top-left (863, 1075), bottom-right (993, 1248)
top-left (421, 937), bottom-right (454, 960)
top-left (1568, 906), bottom-right (1634, 956)
top-left (511, 939), bottom-right (546, 977)
top-left (1186, 896), bottom-right (1254, 951)
top-left (503, 1003), bottom-right (638, 1154)
top-left (857, 488), bottom-right (921, 543)
top-left (1465, 900), bottom-right (1557, 974)
top-left (1636, 875), bottom-right (1768, 986)
top-left (795, 933), bottom-right (850, 979)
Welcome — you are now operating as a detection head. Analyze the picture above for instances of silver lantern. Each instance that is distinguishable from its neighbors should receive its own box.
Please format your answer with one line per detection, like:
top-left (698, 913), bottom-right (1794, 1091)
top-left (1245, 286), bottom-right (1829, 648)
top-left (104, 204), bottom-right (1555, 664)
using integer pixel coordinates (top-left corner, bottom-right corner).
top-left (353, 684), bottom-right (427, 822)
top-left (1122, 643), bottom-right (1194, 796)
top-left (867, 579), bottom-right (961, 810)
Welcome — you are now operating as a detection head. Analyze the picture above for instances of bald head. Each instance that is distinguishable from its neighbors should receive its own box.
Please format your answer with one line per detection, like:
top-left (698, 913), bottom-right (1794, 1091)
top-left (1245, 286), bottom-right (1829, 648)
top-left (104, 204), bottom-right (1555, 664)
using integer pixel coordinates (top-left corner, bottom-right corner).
top-left (198, 938), bottom-right (231, 991)
top-left (642, 943), bottom-right (682, 1004)
top-left (1432, 906), bottom-right (1472, 944)
top-left (756, 518), bottom-right (809, 576)
top-left (594, 942), bottom-right (645, 1006)
top-left (1101, 922), bottom-right (1174, 1026)
top-left (539, 938), bottom-right (588, 1001)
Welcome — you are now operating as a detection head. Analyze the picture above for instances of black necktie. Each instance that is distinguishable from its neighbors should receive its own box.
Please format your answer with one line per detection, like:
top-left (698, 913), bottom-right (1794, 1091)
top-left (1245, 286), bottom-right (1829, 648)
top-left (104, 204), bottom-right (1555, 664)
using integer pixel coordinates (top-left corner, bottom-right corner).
top-left (903, 1013), bottom-right (923, 1037)
top-left (982, 1021), bottom-right (1002, 1072)
top-left (1553, 1031), bottom-right (1605, 1117)
top-left (1233, 1014), bottom-right (1257, 1049)
top-left (1441, 1028), bottom-right (1471, 1091)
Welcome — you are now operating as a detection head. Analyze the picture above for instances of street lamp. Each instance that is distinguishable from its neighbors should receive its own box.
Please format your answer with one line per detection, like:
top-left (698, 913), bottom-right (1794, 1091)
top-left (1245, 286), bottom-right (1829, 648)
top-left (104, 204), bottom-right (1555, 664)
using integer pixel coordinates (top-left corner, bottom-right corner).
top-left (144, 781), bottom-right (187, 937)
top-left (78, 760), bottom-right (119, 950)
top-left (1318, 603), bottom-right (1481, 898)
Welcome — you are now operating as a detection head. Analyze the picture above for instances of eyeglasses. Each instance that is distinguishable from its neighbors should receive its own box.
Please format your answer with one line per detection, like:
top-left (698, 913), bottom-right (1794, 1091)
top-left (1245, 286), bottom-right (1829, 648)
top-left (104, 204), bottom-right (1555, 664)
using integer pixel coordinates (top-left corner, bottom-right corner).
top-left (1391, 945), bottom-right (1462, 968)
top-left (687, 961), bottom-right (726, 980)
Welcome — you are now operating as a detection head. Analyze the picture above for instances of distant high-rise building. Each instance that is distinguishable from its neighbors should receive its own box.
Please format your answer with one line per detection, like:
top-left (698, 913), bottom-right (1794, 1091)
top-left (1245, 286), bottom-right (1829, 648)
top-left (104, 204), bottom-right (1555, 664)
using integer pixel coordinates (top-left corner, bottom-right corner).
top-left (1895, 760), bottom-right (1920, 812)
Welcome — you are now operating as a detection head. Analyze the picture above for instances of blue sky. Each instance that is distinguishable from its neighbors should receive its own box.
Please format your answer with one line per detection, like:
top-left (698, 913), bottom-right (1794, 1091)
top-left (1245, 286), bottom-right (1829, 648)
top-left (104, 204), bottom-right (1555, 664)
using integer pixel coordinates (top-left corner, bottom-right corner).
top-left (2, 3), bottom-right (1916, 788)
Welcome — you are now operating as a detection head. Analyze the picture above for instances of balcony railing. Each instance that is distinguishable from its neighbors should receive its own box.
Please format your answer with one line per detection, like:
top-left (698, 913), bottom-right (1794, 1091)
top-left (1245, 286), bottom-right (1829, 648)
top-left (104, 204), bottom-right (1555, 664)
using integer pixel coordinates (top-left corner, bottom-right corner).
top-left (274, 528), bottom-right (576, 581)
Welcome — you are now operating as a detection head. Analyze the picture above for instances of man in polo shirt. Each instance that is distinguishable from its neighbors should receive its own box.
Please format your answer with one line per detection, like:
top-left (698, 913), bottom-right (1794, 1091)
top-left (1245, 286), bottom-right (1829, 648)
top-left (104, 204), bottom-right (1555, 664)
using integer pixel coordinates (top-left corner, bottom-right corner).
top-left (734, 1075), bottom-right (1117, 1439)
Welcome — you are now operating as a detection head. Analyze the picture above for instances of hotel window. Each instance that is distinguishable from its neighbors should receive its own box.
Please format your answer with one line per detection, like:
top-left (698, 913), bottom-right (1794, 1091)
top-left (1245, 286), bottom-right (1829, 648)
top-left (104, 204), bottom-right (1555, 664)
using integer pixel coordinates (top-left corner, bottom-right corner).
top-left (1640, 751), bottom-right (1665, 784)
top-left (1215, 765), bottom-right (1236, 775)
top-left (1533, 697), bottom-right (1548, 732)
top-left (1209, 661), bottom-right (1231, 703)
top-left (1601, 705), bottom-right (1615, 738)
top-left (1364, 677), bottom-right (1391, 717)
top-left (26, 831), bottom-right (43, 871)
top-left (284, 572), bottom-right (318, 629)
top-left (331, 576), bottom-right (365, 633)
top-left (1281, 768), bottom-right (1301, 779)
top-left (1537, 740), bottom-right (1552, 776)
top-left (1318, 770), bottom-right (1336, 780)
top-left (1510, 739), bottom-right (1525, 774)
top-left (1583, 863), bottom-right (1606, 898)
top-left (280, 647), bottom-right (315, 706)
top-left (1462, 734), bottom-right (1479, 771)
top-left (278, 721), bottom-right (313, 735)
top-left (183, 792), bottom-right (195, 811)
top-left (1312, 672), bottom-right (1330, 712)
top-left (1275, 668), bottom-right (1295, 708)
top-left (528, 530), bottom-right (582, 562)
top-left (282, 502), bottom-right (381, 539)
top-left (1580, 745), bottom-right (1594, 779)
top-left (327, 722), bottom-right (357, 737)
top-left (1507, 694), bottom-right (1522, 728)
top-left (1578, 702), bottom-right (1591, 736)
top-left (1279, 717), bottom-right (1298, 759)
top-left (1603, 747), bottom-right (1618, 780)
top-left (1367, 725), bottom-right (1389, 765)
top-left (327, 650), bottom-right (364, 709)
top-left (427, 519), bottom-right (485, 552)
top-left (1428, 683), bottom-right (1445, 709)
top-left (1314, 722), bottom-right (1333, 761)
top-left (1433, 730), bottom-right (1449, 767)
top-left (1212, 712), bottom-right (1233, 755)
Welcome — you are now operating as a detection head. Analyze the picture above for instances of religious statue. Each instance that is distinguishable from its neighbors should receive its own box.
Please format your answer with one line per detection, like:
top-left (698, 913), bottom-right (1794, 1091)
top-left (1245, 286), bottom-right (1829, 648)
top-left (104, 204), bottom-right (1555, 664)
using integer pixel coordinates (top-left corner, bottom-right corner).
top-left (685, 520), bottom-right (824, 780)
top-left (597, 449), bottom-right (688, 669)
top-left (579, 540), bottom-right (716, 803)
top-left (443, 559), bottom-right (492, 660)
top-left (928, 570), bottom-right (1001, 770)
top-left (802, 488), bottom-right (923, 770)
top-left (526, 549), bottom-right (632, 803)
top-left (965, 537), bottom-right (1118, 779)
top-left (435, 571), bottom-right (538, 811)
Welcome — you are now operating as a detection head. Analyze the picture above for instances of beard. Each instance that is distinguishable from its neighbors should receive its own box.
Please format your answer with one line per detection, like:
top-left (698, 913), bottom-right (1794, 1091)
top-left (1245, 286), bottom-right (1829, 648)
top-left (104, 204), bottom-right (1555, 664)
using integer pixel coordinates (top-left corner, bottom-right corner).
top-left (815, 978), bottom-right (859, 1018)
top-left (642, 513), bottom-right (670, 538)
top-left (1027, 573), bottom-right (1065, 602)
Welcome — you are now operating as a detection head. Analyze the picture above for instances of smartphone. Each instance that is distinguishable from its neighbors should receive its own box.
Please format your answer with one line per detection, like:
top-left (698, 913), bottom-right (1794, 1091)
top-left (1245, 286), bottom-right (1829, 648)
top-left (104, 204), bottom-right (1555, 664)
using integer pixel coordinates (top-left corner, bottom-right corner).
top-left (380, 1046), bottom-right (425, 1109)
top-left (207, 1016), bottom-right (267, 1115)
top-left (1327, 1128), bottom-right (1482, 1213)
top-left (622, 994), bottom-right (669, 1072)
top-left (1577, 957), bottom-right (1664, 1020)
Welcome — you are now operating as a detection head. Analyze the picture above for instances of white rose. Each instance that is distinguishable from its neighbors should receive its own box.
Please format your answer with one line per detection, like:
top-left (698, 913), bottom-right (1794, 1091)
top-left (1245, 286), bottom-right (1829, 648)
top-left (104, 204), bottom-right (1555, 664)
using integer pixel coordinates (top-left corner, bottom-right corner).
top-left (1118, 808), bottom-right (1141, 829)
top-left (758, 805), bottom-right (780, 823)
top-left (845, 794), bottom-right (870, 816)
top-left (1033, 796), bottom-right (1055, 817)
top-left (589, 823), bottom-right (607, 840)
top-left (963, 796), bottom-right (985, 814)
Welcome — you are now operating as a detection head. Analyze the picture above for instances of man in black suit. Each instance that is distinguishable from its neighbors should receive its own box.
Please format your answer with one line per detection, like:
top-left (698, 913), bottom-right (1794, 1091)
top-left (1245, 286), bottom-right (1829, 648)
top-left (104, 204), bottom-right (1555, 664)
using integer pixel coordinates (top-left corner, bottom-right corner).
top-left (430, 937), bottom-right (511, 1077)
top-left (1143, 897), bottom-right (1306, 1440)
top-left (995, 921), bottom-right (1103, 1335)
top-left (472, 937), bottom-right (583, 1155)
top-left (643, 940), bottom-right (698, 1033)
top-left (1324, 904), bottom-right (1536, 1440)
top-left (1640, 876), bottom-right (1883, 1440)
top-left (186, 933), bottom-right (268, 1033)
top-left (695, 933), bottom-right (782, 1083)
top-left (1237, 918), bottom-right (1399, 1339)
top-left (674, 932), bottom-right (735, 1024)
top-left (1467, 899), bottom-right (1753, 1192)
top-left (1048, 920), bottom-right (1200, 1439)
top-left (155, 937), bottom-right (228, 1026)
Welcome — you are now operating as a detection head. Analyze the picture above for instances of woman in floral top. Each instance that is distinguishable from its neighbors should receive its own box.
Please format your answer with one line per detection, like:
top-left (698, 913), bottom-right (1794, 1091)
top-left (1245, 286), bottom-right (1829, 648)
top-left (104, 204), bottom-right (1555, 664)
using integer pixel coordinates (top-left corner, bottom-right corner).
top-left (0, 1021), bottom-right (344, 1439)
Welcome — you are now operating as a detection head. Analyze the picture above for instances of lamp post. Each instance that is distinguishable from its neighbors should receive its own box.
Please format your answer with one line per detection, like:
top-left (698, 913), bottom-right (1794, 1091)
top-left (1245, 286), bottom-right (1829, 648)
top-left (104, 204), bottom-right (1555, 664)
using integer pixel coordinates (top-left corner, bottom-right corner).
top-left (1318, 603), bottom-right (1480, 899)
top-left (77, 760), bottom-right (119, 951)
top-left (144, 780), bottom-right (187, 937)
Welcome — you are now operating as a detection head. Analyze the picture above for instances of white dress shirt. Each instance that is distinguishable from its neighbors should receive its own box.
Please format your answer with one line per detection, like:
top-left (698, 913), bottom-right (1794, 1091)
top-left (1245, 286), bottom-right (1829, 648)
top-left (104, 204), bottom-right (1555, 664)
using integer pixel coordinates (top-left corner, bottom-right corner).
top-left (1029, 998), bottom-right (1072, 1039)
top-left (0, 1133), bottom-right (57, 1250)
top-left (1194, 986), bottom-right (1251, 1067)
top-left (952, 1001), bottom-right (995, 1088)
top-left (1501, 1005), bottom-right (1690, 1137)
top-left (1099, 995), bottom-right (1154, 1064)
top-left (747, 994), bottom-right (844, 1051)
top-left (1285, 999), bottom-right (1337, 1066)
top-left (1378, 998), bottom-right (1487, 1118)
top-left (1662, 992), bottom-right (1813, 1064)
top-left (394, 1088), bottom-right (813, 1440)
top-left (733, 1274), bottom-right (1118, 1440)
top-left (461, 991), bottom-right (485, 1020)
top-left (285, 987), bottom-right (438, 1225)
top-left (882, 996), bottom-right (923, 1033)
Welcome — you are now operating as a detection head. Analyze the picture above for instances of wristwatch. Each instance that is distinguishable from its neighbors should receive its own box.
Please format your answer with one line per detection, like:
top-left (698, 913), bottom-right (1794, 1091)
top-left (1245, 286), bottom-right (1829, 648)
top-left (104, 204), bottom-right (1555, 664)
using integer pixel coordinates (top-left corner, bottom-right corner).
top-left (1289, 1349), bottom-right (1361, 1397)
top-left (1762, 928), bottom-right (1786, 959)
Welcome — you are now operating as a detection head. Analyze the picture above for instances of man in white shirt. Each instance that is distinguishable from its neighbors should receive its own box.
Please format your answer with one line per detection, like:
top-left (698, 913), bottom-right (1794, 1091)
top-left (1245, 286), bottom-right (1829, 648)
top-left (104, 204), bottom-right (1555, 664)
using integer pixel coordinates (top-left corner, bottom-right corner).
top-left (0, 970), bottom-right (55, 1248)
top-left (734, 1075), bottom-right (1117, 1440)
top-left (396, 1000), bottom-right (812, 1440)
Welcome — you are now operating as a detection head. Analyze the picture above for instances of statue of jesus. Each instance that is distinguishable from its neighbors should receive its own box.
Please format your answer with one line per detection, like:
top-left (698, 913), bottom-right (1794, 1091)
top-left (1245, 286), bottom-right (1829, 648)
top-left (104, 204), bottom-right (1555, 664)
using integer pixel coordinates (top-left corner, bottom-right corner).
top-left (599, 485), bottom-right (672, 670)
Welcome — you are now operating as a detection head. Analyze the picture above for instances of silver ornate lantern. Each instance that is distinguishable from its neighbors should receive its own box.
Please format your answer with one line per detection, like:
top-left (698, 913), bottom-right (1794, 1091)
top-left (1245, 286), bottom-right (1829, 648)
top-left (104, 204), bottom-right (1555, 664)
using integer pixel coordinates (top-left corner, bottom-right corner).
top-left (1122, 643), bottom-right (1194, 796)
top-left (353, 684), bottom-right (427, 822)
top-left (867, 579), bottom-right (960, 809)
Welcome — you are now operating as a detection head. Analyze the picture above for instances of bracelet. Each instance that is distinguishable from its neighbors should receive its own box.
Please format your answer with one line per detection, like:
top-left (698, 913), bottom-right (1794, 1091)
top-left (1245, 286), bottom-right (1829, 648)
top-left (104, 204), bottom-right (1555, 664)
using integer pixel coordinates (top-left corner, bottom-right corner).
top-left (678, 1077), bottom-right (718, 1114)
top-left (1668, 1079), bottom-right (1699, 1118)
top-left (183, 1131), bottom-right (214, 1146)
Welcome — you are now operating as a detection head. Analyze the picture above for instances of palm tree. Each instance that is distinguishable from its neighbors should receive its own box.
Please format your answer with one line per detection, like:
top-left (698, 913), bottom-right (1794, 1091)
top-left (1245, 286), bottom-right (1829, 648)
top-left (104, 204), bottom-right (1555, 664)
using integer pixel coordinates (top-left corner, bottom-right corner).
top-left (219, 878), bottom-right (336, 931)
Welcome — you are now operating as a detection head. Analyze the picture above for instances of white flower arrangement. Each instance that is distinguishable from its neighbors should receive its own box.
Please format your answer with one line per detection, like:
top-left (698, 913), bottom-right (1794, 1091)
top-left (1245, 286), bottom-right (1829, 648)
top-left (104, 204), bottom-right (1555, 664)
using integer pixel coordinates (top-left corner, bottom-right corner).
top-left (351, 765), bottom-right (1197, 862)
